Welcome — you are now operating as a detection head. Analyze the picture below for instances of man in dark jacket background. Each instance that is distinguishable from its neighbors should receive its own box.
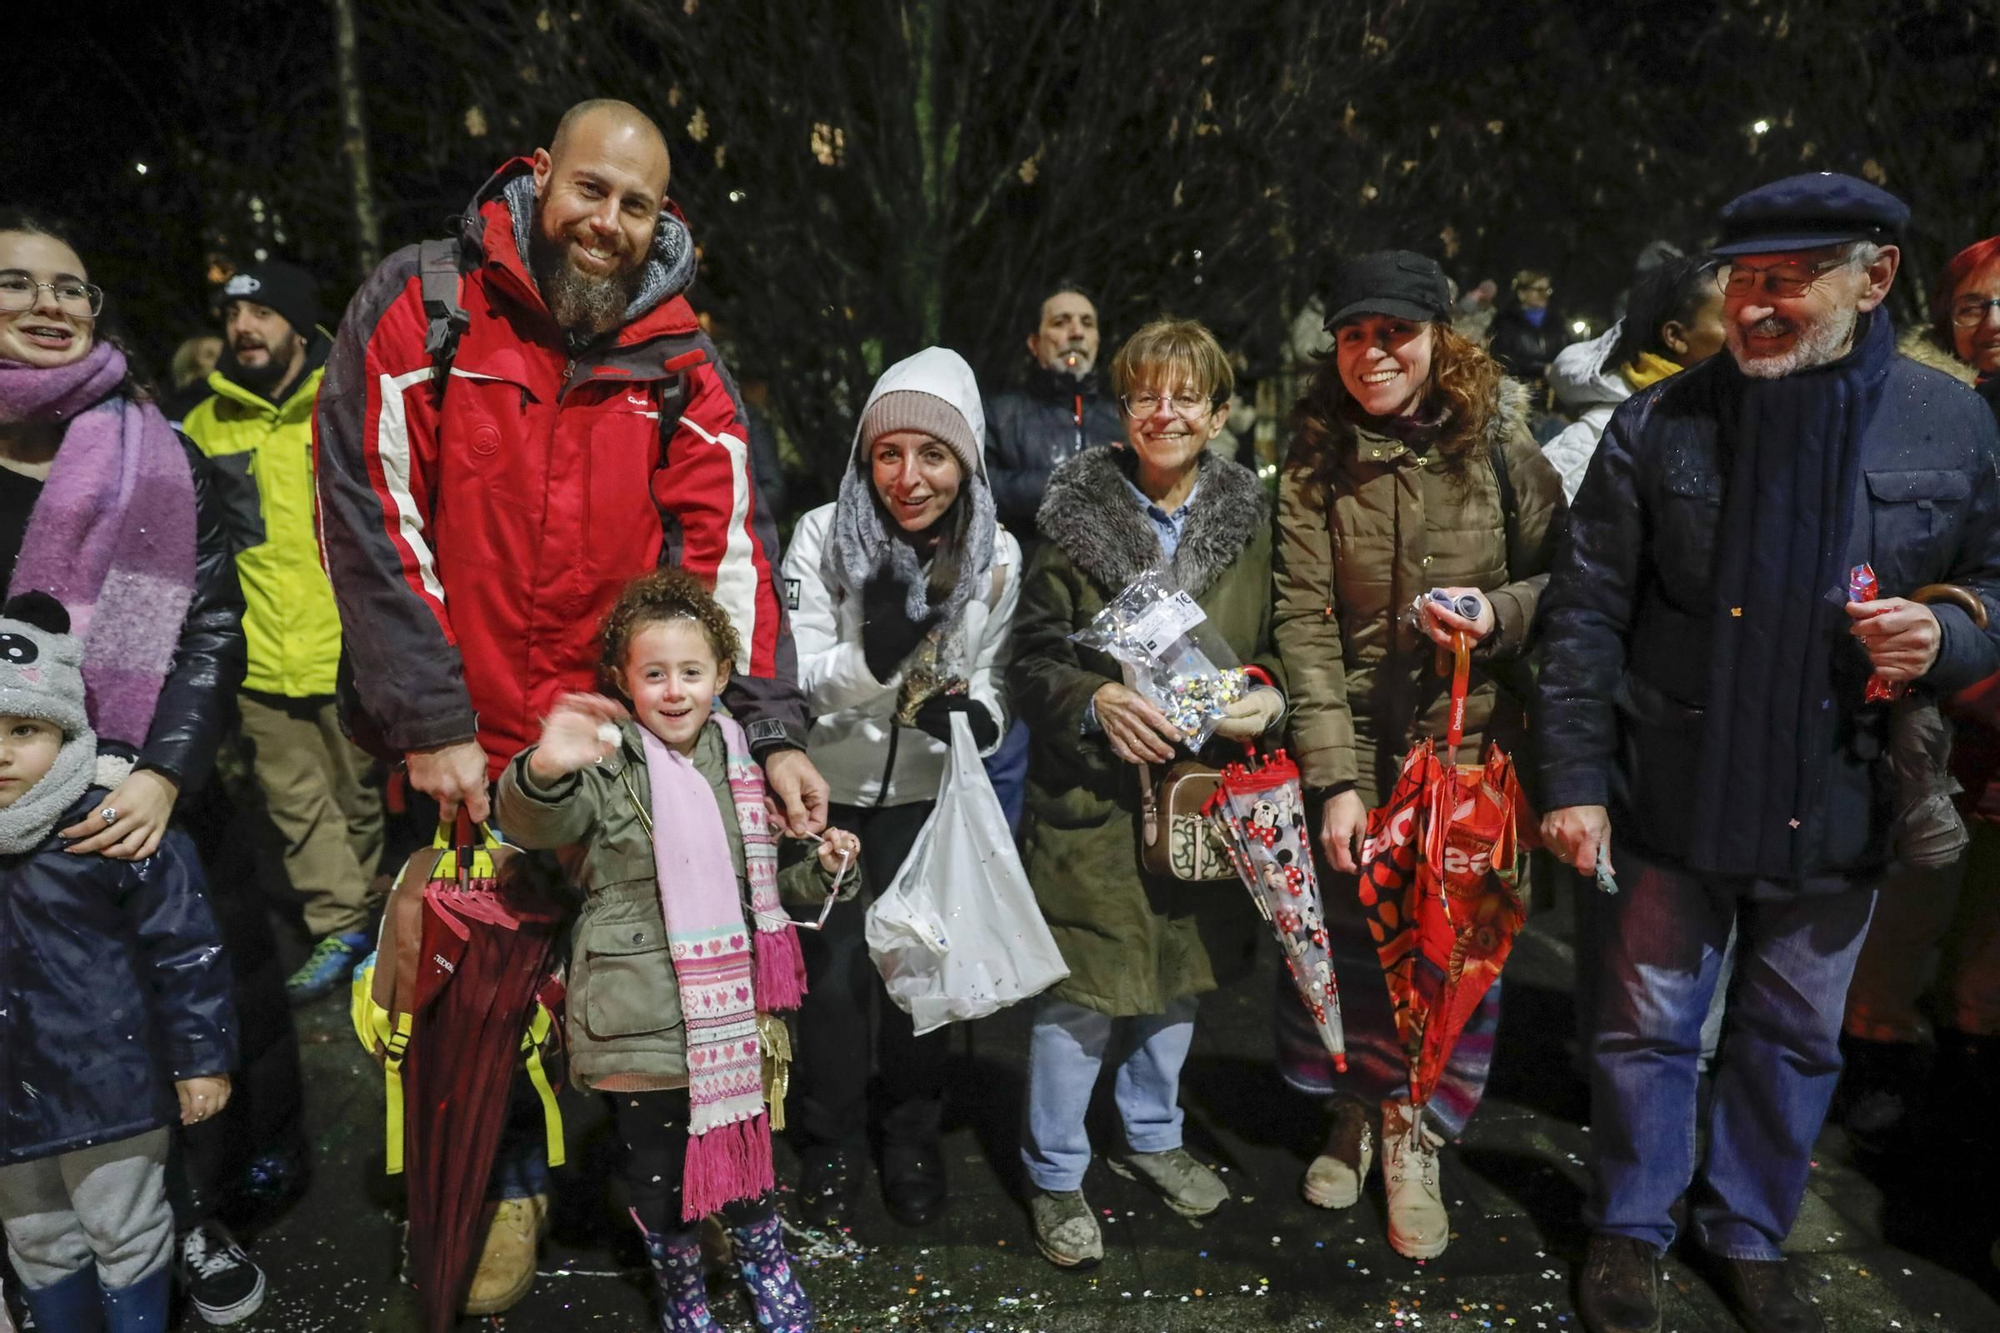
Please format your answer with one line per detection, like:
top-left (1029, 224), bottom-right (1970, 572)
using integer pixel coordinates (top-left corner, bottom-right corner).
top-left (1536, 174), bottom-right (2000, 1333)
top-left (980, 283), bottom-right (1122, 828)
top-left (982, 283), bottom-right (1124, 551)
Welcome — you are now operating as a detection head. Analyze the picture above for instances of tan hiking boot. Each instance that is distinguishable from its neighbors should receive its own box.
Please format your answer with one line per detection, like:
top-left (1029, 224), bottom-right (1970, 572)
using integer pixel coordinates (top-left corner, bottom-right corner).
top-left (1302, 1095), bottom-right (1374, 1209)
top-left (1381, 1100), bottom-right (1448, 1259)
top-left (462, 1193), bottom-right (547, 1315)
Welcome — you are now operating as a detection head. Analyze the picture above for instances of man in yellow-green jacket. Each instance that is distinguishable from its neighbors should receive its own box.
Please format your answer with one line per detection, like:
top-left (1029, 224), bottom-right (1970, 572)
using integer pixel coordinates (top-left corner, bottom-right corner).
top-left (183, 260), bottom-right (384, 1004)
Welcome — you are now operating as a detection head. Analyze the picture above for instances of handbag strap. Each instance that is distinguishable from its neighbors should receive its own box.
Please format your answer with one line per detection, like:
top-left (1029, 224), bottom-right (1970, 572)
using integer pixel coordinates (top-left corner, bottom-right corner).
top-left (1138, 761), bottom-right (1160, 847)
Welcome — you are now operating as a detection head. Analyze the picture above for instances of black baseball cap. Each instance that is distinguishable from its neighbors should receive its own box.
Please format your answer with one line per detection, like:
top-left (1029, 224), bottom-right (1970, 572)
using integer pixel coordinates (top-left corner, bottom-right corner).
top-left (1321, 250), bottom-right (1453, 331)
top-left (1711, 172), bottom-right (1909, 257)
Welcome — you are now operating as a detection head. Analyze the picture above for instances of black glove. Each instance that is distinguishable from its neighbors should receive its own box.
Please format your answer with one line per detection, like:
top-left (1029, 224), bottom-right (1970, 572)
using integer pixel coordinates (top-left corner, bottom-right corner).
top-left (862, 568), bottom-right (941, 681)
top-left (912, 694), bottom-right (999, 749)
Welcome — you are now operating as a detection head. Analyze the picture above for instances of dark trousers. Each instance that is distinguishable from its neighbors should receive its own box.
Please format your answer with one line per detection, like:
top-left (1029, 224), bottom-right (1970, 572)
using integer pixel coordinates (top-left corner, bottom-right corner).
top-left (793, 800), bottom-right (946, 1151)
top-left (607, 1089), bottom-right (773, 1239)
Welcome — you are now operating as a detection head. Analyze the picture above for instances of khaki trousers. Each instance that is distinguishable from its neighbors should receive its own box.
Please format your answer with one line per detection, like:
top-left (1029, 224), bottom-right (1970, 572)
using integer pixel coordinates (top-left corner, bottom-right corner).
top-left (237, 691), bottom-right (385, 938)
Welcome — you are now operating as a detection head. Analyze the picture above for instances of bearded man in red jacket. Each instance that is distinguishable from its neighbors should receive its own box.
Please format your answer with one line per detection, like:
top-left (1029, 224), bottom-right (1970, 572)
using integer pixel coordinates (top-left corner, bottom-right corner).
top-left (314, 99), bottom-right (828, 1315)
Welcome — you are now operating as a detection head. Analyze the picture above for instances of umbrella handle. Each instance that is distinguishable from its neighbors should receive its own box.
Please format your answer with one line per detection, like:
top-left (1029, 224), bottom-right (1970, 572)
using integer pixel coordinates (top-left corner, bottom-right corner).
top-left (1445, 631), bottom-right (1471, 756)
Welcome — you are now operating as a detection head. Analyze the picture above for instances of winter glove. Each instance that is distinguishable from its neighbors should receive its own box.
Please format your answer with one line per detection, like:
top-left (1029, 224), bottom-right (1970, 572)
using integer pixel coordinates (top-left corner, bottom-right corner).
top-left (862, 568), bottom-right (941, 681)
top-left (912, 694), bottom-right (999, 750)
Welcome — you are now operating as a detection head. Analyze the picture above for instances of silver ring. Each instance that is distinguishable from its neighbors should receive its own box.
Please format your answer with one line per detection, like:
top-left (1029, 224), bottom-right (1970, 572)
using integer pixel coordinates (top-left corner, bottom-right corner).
top-left (100, 807), bottom-right (119, 824)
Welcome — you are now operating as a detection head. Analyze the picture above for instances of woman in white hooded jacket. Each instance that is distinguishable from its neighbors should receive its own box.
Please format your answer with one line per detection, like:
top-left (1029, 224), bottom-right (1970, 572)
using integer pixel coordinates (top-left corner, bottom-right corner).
top-left (780, 346), bottom-right (1021, 1229)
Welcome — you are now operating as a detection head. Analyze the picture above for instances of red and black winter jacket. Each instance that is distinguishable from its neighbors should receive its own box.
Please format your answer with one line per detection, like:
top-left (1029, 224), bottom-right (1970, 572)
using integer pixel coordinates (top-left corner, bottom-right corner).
top-left (314, 159), bottom-right (804, 778)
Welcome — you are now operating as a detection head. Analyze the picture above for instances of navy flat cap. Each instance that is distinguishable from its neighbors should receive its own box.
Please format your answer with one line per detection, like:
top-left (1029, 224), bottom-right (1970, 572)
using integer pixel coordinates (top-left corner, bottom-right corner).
top-left (1712, 172), bottom-right (1910, 257)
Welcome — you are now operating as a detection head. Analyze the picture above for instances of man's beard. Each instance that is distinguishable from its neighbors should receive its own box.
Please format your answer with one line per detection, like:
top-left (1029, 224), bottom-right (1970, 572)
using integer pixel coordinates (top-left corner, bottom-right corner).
top-left (1727, 306), bottom-right (1858, 379)
top-left (529, 225), bottom-right (644, 341)
top-left (230, 332), bottom-right (302, 393)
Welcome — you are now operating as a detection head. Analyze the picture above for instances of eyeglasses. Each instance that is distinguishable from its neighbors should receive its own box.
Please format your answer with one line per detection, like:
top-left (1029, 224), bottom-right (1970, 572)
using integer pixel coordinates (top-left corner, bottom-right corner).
top-left (788, 832), bottom-right (851, 932)
top-left (1121, 391), bottom-right (1216, 419)
top-left (0, 274), bottom-right (104, 317)
top-left (1717, 257), bottom-right (1847, 300)
top-left (1951, 297), bottom-right (2000, 329)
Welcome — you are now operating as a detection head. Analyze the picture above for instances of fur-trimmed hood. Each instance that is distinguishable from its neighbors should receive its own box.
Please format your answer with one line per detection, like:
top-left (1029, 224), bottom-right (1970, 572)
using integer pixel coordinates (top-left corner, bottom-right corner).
top-left (1036, 445), bottom-right (1270, 599)
top-left (1898, 324), bottom-right (1977, 386)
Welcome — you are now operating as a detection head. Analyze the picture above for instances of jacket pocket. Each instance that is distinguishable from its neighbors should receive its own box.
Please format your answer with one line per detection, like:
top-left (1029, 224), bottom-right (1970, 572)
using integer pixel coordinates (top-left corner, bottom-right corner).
top-left (1866, 469), bottom-right (1967, 582)
top-left (578, 912), bottom-right (684, 1040)
top-left (1611, 673), bottom-right (1707, 854)
top-left (1654, 469), bottom-right (1722, 598)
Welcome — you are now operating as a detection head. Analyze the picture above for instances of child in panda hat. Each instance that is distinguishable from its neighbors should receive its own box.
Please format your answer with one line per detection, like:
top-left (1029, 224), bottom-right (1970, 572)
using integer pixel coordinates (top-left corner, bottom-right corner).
top-left (0, 592), bottom-right (238, 1332)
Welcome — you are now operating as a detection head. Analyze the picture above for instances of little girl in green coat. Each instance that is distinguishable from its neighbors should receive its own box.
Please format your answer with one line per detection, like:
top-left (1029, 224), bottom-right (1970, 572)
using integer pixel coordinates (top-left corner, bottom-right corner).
top-left (497, 568), bottom-right (858, 1333)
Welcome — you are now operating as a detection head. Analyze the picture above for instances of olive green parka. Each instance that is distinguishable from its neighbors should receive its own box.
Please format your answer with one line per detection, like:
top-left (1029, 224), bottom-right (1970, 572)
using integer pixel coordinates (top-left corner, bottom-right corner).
top-left (1271, 380), bottom-right (1567, 806)
top-left (1008, 445), bottom-right (1285, 1017)
top-left (494, 719), bottom-right (840, 1091)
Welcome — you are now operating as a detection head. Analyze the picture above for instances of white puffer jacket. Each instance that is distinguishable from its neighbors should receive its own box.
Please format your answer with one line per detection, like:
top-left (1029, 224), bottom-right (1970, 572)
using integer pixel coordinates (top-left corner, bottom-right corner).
top-left (1542, 323), bottom-right (1629, 502)
top-left (783, 350), bottom-right (1022, 808)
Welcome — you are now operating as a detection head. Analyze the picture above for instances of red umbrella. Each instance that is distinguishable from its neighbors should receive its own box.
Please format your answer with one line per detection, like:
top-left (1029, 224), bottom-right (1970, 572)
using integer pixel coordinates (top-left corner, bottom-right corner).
top-left (1356, 633), bottom-right (1531, 1111)
top-left (400, 824), bottom-right (566, 1332)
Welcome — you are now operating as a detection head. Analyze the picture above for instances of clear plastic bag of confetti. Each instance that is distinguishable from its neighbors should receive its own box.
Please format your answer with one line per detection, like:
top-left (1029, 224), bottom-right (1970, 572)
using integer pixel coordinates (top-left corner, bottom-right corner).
top-left (1070, 569), bottom-right (1248, 750)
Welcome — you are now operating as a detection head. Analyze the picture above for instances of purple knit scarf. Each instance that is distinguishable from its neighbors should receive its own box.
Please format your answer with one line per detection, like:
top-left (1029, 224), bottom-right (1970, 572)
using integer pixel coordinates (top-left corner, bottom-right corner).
top-left (0, 343), bottom-right (197, 751)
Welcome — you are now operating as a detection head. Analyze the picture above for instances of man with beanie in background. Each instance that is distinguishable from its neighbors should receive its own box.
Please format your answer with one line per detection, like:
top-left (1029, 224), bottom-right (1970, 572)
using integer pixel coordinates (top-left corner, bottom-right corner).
top-left (184, 260), bottom-right (387, 1005)
top-left (1537, 172), bottom-right (2000, 1333)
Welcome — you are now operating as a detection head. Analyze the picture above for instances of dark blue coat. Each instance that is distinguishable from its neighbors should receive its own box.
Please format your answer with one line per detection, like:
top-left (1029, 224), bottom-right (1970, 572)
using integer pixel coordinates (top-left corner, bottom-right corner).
top-left (1, 792), bottom-right (238, 1165)
top-left (1536, 343), bottom-right (2000, 883)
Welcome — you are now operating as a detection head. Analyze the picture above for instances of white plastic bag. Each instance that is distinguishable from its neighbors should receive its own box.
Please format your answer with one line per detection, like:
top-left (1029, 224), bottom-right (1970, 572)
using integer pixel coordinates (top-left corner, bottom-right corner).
top-left (865, 713), bottom-right (1069, 1035)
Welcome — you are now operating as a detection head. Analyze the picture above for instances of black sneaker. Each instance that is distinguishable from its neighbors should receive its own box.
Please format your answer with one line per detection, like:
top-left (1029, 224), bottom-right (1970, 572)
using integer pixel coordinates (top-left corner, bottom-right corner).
top-left (881, 1142), bottom-right (946, 1227)
top-left (795, 1143), bottom-right (865, 1230)
top-left (178, 1222), bottom-right (267, 1326)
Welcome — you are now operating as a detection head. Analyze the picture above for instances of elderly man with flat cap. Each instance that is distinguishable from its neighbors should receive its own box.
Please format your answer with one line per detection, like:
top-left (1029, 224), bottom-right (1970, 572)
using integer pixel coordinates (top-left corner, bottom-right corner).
top-left (1535, 172), bottom-right (2000, 1333)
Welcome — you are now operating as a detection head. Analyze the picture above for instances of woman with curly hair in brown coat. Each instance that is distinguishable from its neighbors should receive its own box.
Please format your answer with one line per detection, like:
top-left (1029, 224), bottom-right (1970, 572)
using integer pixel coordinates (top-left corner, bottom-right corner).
top-left (1270, 250), bottom-right (1566, 1259)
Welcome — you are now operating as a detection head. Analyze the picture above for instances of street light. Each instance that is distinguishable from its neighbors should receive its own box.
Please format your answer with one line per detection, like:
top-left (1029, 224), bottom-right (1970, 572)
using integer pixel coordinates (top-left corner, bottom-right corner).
top-left (1751, 119), bottom-right (1771, 135)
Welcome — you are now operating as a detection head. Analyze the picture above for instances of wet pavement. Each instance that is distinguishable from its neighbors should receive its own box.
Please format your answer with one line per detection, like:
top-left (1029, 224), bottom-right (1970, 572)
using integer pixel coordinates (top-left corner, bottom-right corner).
top-left (232, 896), bottom-right (1999, 1332)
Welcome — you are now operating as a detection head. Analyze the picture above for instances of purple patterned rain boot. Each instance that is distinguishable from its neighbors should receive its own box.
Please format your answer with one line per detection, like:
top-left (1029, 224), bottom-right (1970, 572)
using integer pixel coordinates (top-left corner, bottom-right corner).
top-left (729, 1209), bottom-right (815, 1332)
top-left (631, 1209), bottom-right (720, 1333)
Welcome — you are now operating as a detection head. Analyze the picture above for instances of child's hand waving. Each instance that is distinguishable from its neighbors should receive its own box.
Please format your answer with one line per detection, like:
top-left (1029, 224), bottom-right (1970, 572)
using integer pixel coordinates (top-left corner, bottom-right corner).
top-left (529, 693), bottom-right (631, 781)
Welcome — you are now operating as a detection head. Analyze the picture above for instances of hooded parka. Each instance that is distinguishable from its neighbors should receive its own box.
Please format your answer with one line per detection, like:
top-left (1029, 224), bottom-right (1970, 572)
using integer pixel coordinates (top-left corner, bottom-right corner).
top-left (1008, 445), bottom-right (1283, 1017)
top-left (1, 796), bottom-right (238, 1166)
top-left (1272, 379), bottom-right (1567, 807)
top-left (784, 347), bottom-right (1021, 807)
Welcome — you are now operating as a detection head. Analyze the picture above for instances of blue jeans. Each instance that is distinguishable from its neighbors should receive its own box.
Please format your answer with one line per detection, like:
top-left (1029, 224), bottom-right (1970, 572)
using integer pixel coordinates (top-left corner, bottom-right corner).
top-left (1586, 846), bottom-right (1876, 1258)
top-left (984, 719), bottom-right (1030, 835)
top-left (1021, 996), bottom-right (1199, 1193)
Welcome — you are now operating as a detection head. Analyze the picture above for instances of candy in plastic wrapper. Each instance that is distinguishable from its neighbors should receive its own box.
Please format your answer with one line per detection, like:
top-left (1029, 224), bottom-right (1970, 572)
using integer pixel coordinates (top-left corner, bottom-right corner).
top-left (1848, 562), bottom-right (1901, 703)
top-left (1071, 569), bottom-right (1248, 749)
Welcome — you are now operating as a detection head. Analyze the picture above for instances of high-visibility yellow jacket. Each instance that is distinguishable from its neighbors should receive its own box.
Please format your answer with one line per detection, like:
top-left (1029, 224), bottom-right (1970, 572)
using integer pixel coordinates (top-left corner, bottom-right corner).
top-left (182, 361), bottom-right (340, 697)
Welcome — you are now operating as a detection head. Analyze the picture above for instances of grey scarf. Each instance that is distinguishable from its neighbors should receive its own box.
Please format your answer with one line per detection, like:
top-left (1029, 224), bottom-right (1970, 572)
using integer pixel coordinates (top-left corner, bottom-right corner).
top-left (501, 174), bottom-right (698, 334)
top-left (824, 463), bottom-right (997, 658)
top-left (0, 730), bottom-right (96, 855)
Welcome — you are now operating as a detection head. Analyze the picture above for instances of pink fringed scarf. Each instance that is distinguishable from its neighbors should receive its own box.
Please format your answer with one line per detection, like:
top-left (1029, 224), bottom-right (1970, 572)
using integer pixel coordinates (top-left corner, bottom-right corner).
top-left (642, 714), bottom-right (807, 1220)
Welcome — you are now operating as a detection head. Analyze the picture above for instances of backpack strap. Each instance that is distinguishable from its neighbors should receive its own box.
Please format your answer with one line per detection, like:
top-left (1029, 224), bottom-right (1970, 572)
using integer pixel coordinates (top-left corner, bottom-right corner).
top-left (1489, 434), bottom-right (1519, 573)
top-left (418, 237), bottom-right (471, 393)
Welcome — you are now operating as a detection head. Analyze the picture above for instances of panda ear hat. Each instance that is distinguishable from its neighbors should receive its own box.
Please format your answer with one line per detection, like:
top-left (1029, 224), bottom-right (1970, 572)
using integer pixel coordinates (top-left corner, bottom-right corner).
top-left (0, 591), bottom-right (71, 636)
top-left (0, 590), bottom-right (89, 739)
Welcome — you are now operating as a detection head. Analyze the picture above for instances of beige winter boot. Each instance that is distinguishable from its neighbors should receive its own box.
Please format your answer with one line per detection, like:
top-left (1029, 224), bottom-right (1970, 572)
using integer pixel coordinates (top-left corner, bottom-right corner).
top-left (1301, 1095), bottom-right (1374, 1209)
top-left (1380, 1100), bottom-right (1448, 1259)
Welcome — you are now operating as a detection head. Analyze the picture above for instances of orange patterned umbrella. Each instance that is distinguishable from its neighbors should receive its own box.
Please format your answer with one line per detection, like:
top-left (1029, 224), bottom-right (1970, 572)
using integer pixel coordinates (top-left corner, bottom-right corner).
top-left (1356, 633), bottom-right (1532, 1110)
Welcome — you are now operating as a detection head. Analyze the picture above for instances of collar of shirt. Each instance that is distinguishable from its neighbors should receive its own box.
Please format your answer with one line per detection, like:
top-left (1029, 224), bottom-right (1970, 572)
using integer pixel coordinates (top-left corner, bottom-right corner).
top-left (1121, 472), bottom-right (1202, 562)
